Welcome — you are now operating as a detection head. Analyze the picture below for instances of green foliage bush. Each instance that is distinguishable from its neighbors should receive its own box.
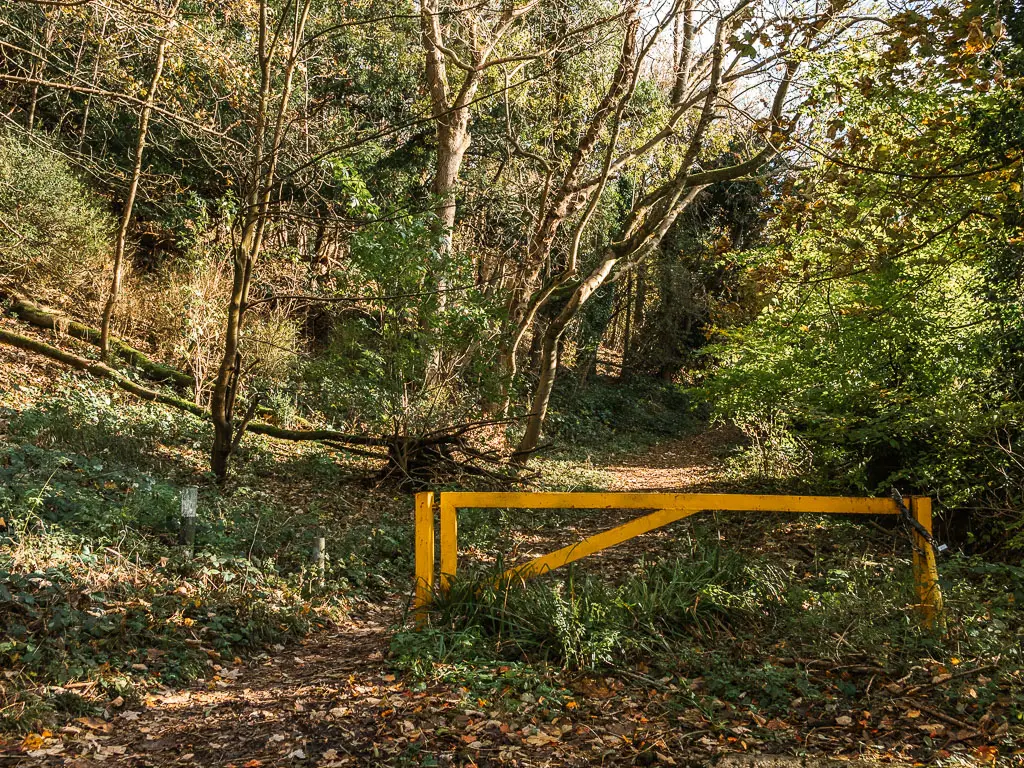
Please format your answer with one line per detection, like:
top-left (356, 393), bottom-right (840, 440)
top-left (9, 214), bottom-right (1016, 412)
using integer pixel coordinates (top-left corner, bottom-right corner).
top-left (0, 127), bottom-right (112, 295)
top-left (303, 213), bottom-right (502, 434)
top-left (704, 40), bottom-right (1024, 556)
top-left (707, 257), bottom-right (1002, 501)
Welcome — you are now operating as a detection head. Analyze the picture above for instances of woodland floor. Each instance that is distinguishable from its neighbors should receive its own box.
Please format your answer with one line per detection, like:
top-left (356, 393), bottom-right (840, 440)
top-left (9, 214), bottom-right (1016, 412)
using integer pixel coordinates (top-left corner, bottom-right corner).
top-left (2, 432), bottom-right (1014, 767)
top-left (0, 325), bottom-right (1020, 767)
top-left (2, 601), bottom-right (941, 768)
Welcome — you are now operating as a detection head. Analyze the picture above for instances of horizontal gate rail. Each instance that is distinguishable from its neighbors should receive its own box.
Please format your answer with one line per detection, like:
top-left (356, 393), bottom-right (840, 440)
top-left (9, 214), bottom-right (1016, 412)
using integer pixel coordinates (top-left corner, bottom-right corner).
top-left (413, 492), bottom-right (943, 627)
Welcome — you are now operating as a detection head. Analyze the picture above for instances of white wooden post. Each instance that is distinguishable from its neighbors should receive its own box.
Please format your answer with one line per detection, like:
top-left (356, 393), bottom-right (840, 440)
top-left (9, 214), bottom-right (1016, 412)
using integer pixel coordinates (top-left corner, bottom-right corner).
top-left (178, 486), bottom-right (198, 547)
top-left (312, 535), bottom-right (326, 587)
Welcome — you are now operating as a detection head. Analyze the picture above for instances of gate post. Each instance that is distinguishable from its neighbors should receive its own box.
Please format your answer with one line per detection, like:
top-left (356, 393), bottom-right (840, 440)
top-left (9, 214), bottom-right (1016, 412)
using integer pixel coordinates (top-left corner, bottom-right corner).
top-left (910, 496), bottom-right (944, 628)
top-left (414, 492), bottom-right (435, 624)
top-left (439, 495), bottom-right (458, 591)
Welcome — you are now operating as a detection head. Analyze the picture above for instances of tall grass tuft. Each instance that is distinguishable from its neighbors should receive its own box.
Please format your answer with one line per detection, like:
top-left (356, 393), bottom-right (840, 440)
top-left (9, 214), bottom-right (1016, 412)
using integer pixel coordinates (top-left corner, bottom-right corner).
top-left (423, 548), bottom-right (772, 670)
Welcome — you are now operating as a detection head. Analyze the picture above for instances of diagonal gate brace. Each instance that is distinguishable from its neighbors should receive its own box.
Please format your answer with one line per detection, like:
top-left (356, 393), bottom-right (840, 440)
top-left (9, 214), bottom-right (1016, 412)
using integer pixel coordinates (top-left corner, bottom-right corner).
top-left (412, 492), bottom-right (942, 628)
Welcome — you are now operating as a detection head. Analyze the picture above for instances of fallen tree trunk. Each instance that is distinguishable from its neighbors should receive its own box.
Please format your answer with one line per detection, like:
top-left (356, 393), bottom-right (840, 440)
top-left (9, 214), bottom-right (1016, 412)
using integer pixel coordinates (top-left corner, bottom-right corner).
top-left (0, 327), bottom-right (523, 485)
top-left (0, 326), bottom-right (206, 417)
top-left (0, 326), bottom-right (378, 443)
top-left (1, 291), bottom-right (196, 391)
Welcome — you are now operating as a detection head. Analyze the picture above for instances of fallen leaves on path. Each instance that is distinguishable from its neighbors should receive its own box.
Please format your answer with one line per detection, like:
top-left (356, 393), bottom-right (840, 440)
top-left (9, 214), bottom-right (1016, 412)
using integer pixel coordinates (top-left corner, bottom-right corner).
top-left (2, 605), bottom-right (1015, 768)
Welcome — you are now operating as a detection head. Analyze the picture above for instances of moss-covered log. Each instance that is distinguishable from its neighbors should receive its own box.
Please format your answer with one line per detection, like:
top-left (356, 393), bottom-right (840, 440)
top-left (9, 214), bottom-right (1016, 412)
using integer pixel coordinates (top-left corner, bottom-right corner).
top-left (0, 326), bottom-right (206, 417)
top-left (0, 328), bottom-right (522, 483)
top-left (0, 326), bottom-right (388, 449)
top-left (1, 291), bottom-right (195, 391)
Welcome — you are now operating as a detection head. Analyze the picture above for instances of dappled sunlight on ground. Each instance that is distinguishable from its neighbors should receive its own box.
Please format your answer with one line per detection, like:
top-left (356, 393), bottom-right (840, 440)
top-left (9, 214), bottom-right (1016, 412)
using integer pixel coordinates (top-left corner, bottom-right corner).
top-left (604, 426), bottom-right (743, 493)
top-left (2, 404), bottom-right (1018, 766)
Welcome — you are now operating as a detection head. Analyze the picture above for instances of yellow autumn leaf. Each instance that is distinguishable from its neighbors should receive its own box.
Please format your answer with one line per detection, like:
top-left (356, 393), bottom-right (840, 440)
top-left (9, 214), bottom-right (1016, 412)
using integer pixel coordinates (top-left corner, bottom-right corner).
top-left (20, 733), bottom-right (46, 751)
top-left (965, 19), bottom-right (988, 53)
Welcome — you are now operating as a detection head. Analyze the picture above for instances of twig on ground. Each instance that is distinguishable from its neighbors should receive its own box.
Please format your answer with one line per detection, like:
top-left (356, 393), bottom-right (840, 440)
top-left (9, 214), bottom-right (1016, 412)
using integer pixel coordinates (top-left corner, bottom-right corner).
top-left (905, 700), bottom-right (974, 731)
top-left (903, 663), bottom-right (997, 696)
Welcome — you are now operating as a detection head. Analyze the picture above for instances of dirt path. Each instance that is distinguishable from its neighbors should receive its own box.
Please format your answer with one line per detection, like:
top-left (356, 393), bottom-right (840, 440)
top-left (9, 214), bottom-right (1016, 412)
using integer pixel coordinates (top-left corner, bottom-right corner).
top-left (10, 603), bottom-right (781, 768)
top-left (19, 610), bottom-right (398, 767)
top-left (10, 603), bottom-right (914, 768)
top-left (603, 426), bottom-right (741, 492)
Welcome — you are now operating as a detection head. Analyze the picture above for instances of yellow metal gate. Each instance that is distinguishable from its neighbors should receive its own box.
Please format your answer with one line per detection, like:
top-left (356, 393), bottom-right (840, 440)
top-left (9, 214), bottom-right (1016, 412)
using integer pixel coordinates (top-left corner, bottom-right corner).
top-left (413, 492), bottom-right (943, 626)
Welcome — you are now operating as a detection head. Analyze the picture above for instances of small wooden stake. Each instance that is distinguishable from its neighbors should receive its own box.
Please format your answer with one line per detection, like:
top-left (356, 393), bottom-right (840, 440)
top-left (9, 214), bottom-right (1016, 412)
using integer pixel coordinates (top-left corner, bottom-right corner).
top-left (178, 486), bottom-right (198, 548)
top-left (312, 535), bottom-right (326, 587)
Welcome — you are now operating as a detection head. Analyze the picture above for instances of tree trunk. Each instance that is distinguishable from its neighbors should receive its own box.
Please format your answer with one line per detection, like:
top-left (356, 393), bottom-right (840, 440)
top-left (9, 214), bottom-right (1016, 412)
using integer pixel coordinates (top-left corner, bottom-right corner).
top-left (509, 11), bottom-right (807, 462)
top-left (670, 0), bottom-right (696, 105)
top-left (79, 14), bottom-right (107, 149)
top-left (79, 8), bottom-right (111, 148)
top-left (635, 262), bottom-right (647, 328)
top-left (26, 10), bottom-right (55, 130)
top-left (608, 289), bottom-right (620, 350)
top-left (528, 318), bottom-right (545, 376)
top-left (619, 272), bottom-right (633, 380)
top-left (208, 0), bottom-right (310, 482)
top-left (621, 263), bottom-right (646, 378)
top-left (423, 114), bottom-right (470, 387)
top-left (100, 15), bottom-right (173, 358)
top-left (420, 0), bottom-right (482, 387)
top-left (210, 233), bottom-right (251, 481)
top-left (499, 11), bottom-right (641, 380)
top-left (514, 256), bottom-right (618, 462)
top-left (514, 179), bottom-right (711, 464)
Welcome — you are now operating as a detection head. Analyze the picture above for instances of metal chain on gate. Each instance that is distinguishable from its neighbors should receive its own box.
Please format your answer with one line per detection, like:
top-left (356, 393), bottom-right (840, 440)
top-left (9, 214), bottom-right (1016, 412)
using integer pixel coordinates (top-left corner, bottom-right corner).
top-left (891, 488), bottom-right (949, 557)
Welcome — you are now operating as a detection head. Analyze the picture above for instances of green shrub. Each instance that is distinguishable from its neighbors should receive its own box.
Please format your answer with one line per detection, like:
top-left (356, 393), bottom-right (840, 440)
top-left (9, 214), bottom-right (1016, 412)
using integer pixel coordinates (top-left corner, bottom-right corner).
top-left (302, 213), bottom-right (503, 436)
top-left (0, 127), bottom-right (112, 296)
top-left (705, 245), bottom-right (1024, 557)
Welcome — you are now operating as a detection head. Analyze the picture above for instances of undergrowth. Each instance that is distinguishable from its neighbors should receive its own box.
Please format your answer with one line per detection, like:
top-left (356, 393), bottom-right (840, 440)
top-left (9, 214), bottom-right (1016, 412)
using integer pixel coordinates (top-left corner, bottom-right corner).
top-left (0, 520), bottom-right (319, 731)
top-left (0, 380), bottom-right (413, 733)
top-left (524, 375), bottom-right (702, 492)
top-left (541, 374), bottom-right (698, 460)
top-left (393, 529), bottom-right (1024, 732)
top-left (415, 548), bottom-right (771, 668)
